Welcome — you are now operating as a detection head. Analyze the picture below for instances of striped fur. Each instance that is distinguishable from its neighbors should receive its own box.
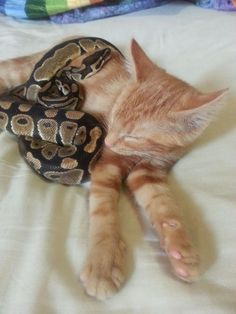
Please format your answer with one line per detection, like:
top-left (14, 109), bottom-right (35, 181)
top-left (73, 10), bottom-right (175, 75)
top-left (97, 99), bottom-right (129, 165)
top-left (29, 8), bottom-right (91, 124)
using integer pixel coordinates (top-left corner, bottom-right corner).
top-left (0, 39), bottom-right (228, 300)
top-left (0, 52), bottom-right (44, 94)
top-left (126, 163), bottom-right (200, 281)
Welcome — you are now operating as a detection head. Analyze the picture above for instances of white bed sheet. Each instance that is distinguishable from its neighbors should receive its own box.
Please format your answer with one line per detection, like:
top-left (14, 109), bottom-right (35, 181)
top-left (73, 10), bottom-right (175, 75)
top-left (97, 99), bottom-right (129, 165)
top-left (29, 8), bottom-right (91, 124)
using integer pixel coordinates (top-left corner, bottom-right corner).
top-left (0, 2), bottom-right (236, 313)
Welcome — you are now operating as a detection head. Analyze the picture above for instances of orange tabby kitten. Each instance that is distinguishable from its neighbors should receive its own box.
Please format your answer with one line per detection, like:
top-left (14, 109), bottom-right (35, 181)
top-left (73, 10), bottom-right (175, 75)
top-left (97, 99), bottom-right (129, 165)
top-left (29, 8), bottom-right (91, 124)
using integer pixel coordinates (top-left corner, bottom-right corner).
top-left (0, 39), bottom-right (227, 300)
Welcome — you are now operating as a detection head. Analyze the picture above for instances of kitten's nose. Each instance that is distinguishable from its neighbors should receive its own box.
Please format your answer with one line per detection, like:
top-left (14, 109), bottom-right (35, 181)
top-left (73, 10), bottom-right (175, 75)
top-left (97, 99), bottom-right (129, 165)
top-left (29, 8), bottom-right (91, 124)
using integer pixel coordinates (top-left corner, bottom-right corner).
top-left (105, 135), bottom-right (115, 148)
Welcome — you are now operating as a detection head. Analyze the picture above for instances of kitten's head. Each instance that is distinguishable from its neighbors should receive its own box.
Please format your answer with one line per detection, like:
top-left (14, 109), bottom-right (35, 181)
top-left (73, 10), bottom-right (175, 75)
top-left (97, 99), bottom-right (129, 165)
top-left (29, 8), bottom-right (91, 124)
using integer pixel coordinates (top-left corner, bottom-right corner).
top-left (105, 39), bottom-right (227, 162)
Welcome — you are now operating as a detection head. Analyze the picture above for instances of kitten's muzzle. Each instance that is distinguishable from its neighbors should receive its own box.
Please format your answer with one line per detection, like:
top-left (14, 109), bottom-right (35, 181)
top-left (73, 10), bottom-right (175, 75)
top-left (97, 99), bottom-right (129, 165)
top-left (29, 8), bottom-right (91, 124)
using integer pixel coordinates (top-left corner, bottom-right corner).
top-left (104, 135), bottom-right (115, 148)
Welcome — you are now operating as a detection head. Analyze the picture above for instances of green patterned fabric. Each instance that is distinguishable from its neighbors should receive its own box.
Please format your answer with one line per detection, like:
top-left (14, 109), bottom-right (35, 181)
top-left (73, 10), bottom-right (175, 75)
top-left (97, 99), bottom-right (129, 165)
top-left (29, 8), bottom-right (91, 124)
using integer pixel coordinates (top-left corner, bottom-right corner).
top-left (0, 0), bottom-right (103, 19)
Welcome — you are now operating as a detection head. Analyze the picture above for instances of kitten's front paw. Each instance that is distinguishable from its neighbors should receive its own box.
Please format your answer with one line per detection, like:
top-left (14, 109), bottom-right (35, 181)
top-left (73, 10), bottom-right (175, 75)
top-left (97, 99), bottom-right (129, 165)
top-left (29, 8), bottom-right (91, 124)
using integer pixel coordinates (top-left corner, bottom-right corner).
top-left (80, 238), bottom-right (126, 300)
top-left (162, 220), bottom-right (200, 282)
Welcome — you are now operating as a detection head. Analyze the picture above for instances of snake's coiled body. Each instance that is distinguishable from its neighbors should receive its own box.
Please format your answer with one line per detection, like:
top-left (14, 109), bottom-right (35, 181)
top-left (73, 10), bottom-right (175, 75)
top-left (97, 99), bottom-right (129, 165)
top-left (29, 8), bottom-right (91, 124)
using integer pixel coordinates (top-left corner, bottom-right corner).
top-left (0, 37), bottom-right (123, 185)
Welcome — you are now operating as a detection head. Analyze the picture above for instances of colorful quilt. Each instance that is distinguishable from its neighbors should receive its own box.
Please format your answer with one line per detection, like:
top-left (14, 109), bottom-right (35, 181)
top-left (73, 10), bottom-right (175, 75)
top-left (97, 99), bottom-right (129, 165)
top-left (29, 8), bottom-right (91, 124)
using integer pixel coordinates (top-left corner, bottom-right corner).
top-left (51, 0), bottom-right (170, 24)
top-left (0, 0), bottom-right (235, 23)
top-left (195, 0), bottom-right (236, 10)
top-left (0, 0), bottom-right (103, 18)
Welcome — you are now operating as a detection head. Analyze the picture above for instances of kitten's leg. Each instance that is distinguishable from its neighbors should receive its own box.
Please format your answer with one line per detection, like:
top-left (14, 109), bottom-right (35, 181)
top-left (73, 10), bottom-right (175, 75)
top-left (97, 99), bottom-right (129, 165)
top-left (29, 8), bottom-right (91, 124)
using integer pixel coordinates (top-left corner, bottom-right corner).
top-left (80, 148), bottom-right (129, 300)
top-left (0, 52), bottom-right (44, 93)
top-left (126, 163), bottom-right (200, 282)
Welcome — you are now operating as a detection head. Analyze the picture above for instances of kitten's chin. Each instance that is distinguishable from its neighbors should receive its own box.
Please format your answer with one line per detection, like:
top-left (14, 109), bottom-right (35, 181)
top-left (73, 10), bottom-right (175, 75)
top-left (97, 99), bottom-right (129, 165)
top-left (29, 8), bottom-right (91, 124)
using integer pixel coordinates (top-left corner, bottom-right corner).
top-left (110, 149), bottom-right (130, 156)
top-left (107, 145), bottom-right (132, 156)
top-left (108, 146), bottom-right (143, 158)
top-left (108, 146), bottom-right (169, 165)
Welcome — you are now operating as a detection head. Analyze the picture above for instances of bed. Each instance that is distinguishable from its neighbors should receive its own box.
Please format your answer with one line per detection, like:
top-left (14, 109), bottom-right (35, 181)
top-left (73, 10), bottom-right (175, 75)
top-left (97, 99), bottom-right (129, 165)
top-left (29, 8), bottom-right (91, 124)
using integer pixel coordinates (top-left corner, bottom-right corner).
top-left (0, 1), bottom-right (236, 313)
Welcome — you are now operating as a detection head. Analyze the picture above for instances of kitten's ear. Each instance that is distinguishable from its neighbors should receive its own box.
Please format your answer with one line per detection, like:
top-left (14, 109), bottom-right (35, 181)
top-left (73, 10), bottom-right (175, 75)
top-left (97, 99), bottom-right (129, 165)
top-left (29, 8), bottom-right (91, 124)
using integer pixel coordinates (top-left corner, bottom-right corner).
top-left (131, 39), bottom-right (155, 81)
top-left (171, 88), bottom-right (228, 141)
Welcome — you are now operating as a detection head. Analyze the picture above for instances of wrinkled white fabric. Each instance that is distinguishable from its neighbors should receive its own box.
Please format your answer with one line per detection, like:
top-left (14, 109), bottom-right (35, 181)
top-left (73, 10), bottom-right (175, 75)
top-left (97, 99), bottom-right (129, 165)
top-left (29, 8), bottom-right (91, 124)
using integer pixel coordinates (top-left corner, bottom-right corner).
top-left (0, 2), bottom-right (236, 313)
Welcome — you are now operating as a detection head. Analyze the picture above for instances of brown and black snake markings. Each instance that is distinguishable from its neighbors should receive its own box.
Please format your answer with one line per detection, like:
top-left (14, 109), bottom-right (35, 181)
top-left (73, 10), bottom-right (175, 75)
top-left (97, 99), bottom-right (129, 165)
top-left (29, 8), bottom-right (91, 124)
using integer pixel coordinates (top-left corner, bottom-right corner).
top-left (0, 37), bottom-right (124, 185)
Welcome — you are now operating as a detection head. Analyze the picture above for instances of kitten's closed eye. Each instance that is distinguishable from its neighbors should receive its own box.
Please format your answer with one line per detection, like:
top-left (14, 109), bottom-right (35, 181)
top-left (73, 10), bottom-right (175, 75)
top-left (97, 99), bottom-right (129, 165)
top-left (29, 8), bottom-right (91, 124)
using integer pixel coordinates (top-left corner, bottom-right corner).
top-left (123, 135), bottom-right (139, 142)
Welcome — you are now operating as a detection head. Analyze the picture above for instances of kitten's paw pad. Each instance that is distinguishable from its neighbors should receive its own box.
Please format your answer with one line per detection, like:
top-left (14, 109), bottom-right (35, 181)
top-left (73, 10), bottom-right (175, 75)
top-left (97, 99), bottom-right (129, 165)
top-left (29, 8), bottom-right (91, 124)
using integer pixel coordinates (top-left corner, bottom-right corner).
top-left (161, 219), bottom-right (200, 282)
top-left (167, 243), bottom-right (200, 282)
top-left (80, 239), bottom-right (126, 300)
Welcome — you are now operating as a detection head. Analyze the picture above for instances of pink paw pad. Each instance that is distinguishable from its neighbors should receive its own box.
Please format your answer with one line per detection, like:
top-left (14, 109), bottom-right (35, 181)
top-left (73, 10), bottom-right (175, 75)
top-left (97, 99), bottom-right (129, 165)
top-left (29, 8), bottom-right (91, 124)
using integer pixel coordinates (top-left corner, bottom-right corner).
top-left (162, 220), bottom-right (180, 229)
top-left (170, 250), bottom-right (182, 260)
top-left (176, 268), bottom-right (188, 278)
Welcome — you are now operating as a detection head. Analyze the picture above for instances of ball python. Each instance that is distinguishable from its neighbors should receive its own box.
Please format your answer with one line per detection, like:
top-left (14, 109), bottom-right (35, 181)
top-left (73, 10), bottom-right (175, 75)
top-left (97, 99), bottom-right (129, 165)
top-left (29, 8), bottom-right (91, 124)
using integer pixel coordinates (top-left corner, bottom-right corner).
top-left (0, 37), bottom-right (123, 185)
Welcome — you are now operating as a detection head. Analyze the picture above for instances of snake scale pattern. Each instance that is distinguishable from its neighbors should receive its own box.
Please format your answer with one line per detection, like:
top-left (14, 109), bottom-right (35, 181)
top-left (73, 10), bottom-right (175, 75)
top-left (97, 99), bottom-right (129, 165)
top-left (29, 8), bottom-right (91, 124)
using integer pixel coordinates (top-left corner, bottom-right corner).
top-left (0, 37), bottom-right (123, 185)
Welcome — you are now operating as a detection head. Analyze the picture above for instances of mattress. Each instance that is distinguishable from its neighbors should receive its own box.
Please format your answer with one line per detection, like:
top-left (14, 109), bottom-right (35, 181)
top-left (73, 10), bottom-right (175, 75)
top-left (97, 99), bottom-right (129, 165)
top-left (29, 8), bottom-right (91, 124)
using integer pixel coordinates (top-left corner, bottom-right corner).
top-left (0, 2), bottom-right (236, 313)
